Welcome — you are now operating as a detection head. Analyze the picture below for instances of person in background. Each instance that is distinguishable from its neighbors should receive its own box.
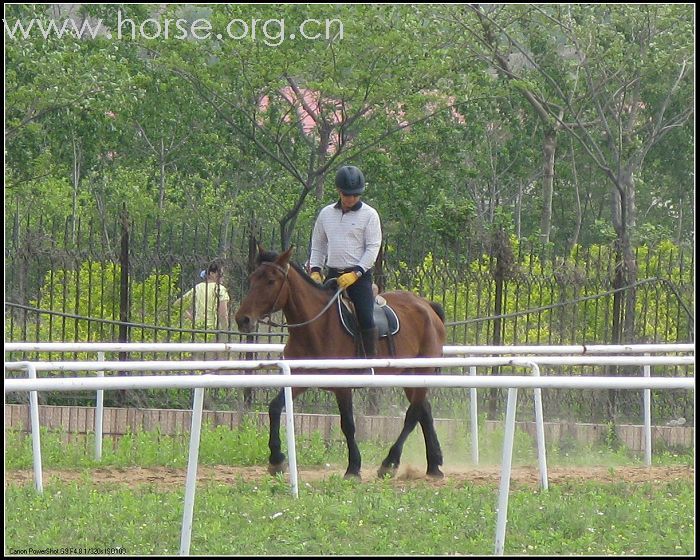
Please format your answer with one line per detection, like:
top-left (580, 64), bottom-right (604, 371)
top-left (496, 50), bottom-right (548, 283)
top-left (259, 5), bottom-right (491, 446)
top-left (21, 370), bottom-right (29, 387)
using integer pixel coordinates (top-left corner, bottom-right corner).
top-left (173, 260), bottom-right (230, 409)
top-left (309, 165), bottom-right (382, 358)
top-left (176, 259), bottom-right (230, 334)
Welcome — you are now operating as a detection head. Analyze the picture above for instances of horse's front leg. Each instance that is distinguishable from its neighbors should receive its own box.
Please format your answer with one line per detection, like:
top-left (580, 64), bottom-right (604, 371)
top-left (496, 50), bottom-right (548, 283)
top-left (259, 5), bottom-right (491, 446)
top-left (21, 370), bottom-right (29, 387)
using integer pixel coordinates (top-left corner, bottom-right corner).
top-left (334, 388), bottom-right (361, 479)
top-left (267, 389), bottom-right (286, 474)
top-left (267, 387), bottom-right (306, 475)
top-left (377, 401), bottom-right (422, 478)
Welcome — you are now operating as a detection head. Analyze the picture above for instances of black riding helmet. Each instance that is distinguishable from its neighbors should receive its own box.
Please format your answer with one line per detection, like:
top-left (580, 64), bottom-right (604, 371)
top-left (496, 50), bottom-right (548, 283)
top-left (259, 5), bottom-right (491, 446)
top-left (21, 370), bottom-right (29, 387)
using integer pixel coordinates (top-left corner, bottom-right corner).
top-left (335, 165), bottom-right (365, 195)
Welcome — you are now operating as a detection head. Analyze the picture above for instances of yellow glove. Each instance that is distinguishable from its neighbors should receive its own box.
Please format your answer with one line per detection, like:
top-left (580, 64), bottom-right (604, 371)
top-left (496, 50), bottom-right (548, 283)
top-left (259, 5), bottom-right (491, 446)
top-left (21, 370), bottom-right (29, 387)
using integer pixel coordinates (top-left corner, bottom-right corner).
top-left (310, 271), bottom-right (324, 284)
top-left (337, 271), bottom-right (360, 290)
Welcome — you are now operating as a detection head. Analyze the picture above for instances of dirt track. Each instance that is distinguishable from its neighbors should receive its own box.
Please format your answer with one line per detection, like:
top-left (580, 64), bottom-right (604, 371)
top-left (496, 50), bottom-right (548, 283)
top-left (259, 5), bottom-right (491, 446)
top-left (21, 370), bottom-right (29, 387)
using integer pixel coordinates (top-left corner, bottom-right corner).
top-left (5, 464), bottom-right (693, 490)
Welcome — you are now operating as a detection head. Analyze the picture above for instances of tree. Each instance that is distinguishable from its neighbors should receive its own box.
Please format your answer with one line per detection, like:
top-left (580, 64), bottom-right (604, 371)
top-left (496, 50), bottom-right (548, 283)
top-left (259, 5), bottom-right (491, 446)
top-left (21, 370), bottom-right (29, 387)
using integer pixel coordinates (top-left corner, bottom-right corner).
top-left (5, 3), bottom-right (146, 228)
top-left (143, 4), bottom-right (461, 247)
top-left (444, 4), bottom-right (569, 246)
top-left (451, 4), bottom-right (694, 342)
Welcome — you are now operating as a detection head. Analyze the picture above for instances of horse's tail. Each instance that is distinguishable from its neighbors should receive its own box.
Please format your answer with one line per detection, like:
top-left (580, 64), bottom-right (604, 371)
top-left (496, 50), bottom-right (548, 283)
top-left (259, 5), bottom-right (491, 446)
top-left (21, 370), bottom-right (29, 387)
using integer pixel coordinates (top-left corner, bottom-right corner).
top-left (429, 301), bottom-right (446, 323)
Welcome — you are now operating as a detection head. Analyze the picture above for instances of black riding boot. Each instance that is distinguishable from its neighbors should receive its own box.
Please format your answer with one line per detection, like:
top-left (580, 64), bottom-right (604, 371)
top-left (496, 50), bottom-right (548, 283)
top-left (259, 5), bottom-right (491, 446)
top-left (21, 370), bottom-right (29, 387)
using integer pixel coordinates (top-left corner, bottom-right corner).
top-left (361, 327), bottom-right (379, 358)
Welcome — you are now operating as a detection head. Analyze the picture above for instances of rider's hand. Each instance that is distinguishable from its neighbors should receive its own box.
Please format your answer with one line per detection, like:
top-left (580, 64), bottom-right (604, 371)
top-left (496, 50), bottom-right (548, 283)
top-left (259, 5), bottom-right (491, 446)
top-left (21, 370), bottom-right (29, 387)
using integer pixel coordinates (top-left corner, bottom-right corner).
top-left (337, 271), bottom-right (361, 290)
top-left (310, 271), bottom-right (324, 284)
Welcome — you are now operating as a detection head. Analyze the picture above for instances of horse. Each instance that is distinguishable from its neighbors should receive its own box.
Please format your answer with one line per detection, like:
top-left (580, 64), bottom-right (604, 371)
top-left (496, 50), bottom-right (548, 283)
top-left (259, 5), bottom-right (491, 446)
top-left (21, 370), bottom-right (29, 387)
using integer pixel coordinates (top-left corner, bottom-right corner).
top-left (234, 244), bottom-right (446, 480)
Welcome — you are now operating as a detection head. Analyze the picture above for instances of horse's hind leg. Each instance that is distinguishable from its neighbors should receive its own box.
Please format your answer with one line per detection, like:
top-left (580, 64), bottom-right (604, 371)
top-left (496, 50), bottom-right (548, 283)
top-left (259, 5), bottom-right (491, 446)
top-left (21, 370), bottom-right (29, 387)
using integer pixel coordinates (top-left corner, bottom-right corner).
top-left (418, 399), bottom-right (444, 478)
top-left (267, 387), bottom-right (306, 475)
top-left (335, 389), bottom-right (361, 479)
top-left (377, 400), bottom-right (422, 478)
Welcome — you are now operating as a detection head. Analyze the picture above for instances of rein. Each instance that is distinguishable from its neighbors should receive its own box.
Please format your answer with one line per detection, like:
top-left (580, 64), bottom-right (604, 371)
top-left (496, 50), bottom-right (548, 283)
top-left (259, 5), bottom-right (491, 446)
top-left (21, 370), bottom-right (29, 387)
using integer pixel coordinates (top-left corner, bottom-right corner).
top-left (258, 262), bottom-right (344, 329)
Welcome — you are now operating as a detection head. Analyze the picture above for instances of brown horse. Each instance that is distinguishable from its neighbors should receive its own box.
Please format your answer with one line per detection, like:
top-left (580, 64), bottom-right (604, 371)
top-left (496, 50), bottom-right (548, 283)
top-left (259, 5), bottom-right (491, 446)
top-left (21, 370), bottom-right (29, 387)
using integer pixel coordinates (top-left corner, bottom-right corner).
top-left (235, 245), bottom-right (446, 480)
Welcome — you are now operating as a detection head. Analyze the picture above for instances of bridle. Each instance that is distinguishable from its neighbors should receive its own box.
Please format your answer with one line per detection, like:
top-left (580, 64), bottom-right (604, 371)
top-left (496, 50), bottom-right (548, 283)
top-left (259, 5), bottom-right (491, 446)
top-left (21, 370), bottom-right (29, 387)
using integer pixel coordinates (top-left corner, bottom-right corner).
top-left (257, 261), bottom-right (343, 329)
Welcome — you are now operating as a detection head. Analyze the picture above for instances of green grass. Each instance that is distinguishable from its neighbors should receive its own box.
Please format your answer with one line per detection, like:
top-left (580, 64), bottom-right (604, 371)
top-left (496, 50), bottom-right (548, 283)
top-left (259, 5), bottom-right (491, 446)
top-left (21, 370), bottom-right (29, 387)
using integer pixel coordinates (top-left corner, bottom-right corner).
top-left (5, 476), bottom-right (694, 555)
top-left (4, 415), bottom-right (693, 471)
top-left (5, 422), bottom-right (694, 555)
top-left (4, 419), bottom-right (365, 470)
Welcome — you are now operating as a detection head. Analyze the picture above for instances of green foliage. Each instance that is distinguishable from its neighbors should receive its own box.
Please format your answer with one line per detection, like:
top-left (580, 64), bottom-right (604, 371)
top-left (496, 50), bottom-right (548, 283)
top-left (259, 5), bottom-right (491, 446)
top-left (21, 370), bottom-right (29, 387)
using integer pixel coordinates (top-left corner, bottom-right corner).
top-left (604, 422), bottom-right (623, 452)
top-left (390, 237), bottom-right (692, 345)
top-left (425, 193), bottom-right (476, 243)
top-left (5, 4), bottom-right (694, 250)
top-left (5, 261), bottom-right (186, 352)
top-left (8, 210), bottom-right (690, 369)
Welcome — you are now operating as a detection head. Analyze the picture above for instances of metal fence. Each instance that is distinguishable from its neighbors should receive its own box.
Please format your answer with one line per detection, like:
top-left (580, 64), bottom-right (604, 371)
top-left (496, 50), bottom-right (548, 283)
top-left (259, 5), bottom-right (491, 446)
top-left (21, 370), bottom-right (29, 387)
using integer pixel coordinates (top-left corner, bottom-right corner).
top-left (5, 208), bottom-right (694, 426)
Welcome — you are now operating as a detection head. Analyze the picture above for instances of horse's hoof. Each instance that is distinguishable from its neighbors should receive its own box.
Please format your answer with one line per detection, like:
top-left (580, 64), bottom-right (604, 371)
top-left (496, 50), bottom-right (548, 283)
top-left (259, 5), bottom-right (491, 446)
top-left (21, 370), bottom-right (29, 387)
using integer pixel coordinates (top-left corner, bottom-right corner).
top-left (268, 462), bottom-right (287, 476)
top-left (343, 471), bottom-right (361, 481)
top-left (426, 468), bottom-right (444, 479)
top-left (377, 465), bottom-right (398, 479)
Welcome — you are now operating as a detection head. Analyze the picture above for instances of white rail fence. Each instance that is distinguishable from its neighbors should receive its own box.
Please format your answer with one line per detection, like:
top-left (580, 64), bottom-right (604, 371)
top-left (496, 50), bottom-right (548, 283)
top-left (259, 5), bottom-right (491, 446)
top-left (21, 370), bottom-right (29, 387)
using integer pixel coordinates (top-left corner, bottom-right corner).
top-left (7, 342), bottom-right (695, 354)
top-left (5, 343), bottom-right (694, 466)
top-left (4, 345), bottom-right (695, 556)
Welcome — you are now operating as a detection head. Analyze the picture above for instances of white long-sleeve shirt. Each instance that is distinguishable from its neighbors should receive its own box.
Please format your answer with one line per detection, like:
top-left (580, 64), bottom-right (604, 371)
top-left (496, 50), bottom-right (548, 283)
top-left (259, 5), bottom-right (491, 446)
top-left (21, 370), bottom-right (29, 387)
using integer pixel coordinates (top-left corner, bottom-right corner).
top-left (309, 200), bottom-right (382, 273)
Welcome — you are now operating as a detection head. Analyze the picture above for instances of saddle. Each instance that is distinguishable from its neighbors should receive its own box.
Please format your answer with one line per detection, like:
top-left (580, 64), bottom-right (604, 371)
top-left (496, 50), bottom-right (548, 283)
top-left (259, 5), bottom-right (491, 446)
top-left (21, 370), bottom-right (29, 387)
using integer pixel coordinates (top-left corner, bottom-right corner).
top-left (337, 287), bottom-right (399, 339)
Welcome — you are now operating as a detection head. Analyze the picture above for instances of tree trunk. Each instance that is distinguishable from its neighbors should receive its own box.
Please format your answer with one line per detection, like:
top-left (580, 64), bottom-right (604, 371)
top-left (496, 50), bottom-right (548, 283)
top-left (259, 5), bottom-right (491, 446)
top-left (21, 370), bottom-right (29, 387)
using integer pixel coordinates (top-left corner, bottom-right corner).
top-left (95, 172), bottom-right (112, 255)
top-left (676, 200), bottom-right (683, 246)
top-left (71, 136), bottom-right (82, 244)
top-left (607, 167), bottom-right (638, 421)
top-left (619, 169), bottom-right (637, 342)
top-left (515, 182), bottom-right (523, 239)
top-left (540, 128), bottom-right (556, 245)
top-left (611, 166), bottom-right (638, 340)
top-left (118, 205), bottom-right (130, 406)
top-left (280, 182), bottom-right (314, 249)
top-left (567, 141), bottom-right (582, 252)
top-left (158, 139), bottom-right (166, 211)
top-left (487, 228), bottom-right (507, 420)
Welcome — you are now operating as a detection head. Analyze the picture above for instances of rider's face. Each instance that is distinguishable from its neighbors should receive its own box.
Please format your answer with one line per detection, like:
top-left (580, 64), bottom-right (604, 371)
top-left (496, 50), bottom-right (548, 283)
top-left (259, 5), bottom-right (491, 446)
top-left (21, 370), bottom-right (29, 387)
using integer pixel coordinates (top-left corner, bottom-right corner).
top-left (338, 190), bottom-right (360, 211)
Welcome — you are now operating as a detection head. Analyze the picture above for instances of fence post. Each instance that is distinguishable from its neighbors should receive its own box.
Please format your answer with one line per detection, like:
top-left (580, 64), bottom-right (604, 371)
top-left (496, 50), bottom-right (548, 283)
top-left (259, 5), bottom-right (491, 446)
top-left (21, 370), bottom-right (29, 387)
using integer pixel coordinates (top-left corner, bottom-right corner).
top-left (27, 363), bottom-right (44, 494)
top-left (280, 363), bottom-right (299, 498)
top-left (494, 387), bottom-right (518, 555)
top-left (179, 387), bottom-right (205, 556)
top-left (95, 351), bottom-right (105, 461)
top-left (469, 366), bottom-right (479, 464)
top-left (643, 356), bottom-right (652, 466)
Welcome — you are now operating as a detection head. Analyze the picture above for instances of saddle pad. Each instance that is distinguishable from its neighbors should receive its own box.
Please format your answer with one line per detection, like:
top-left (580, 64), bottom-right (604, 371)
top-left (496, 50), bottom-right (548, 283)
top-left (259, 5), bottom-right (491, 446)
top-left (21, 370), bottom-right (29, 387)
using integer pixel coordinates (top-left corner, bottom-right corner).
top-left (338, 297), bottom-right (399, 338)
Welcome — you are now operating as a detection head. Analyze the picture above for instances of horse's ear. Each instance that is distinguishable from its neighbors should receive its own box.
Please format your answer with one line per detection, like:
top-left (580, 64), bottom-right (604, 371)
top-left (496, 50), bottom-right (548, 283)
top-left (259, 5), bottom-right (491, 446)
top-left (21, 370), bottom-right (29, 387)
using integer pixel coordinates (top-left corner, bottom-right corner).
top-left (256, 239), bottom-right (266, 255)
top-left (277, 245), bottom-right (294, 267)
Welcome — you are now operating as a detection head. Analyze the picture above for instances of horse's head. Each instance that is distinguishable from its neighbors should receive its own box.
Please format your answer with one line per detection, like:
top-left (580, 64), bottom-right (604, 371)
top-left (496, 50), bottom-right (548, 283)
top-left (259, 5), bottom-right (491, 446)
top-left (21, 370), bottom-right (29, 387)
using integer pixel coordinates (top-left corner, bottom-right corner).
top-left (235, 243), bottom-right (293, 333)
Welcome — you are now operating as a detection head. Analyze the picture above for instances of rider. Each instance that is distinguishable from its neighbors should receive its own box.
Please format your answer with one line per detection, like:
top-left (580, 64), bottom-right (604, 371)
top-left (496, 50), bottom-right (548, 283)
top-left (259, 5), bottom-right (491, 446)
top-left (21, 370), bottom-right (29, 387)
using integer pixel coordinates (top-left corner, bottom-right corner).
top-left (309, 165), bottom-right (382, 358)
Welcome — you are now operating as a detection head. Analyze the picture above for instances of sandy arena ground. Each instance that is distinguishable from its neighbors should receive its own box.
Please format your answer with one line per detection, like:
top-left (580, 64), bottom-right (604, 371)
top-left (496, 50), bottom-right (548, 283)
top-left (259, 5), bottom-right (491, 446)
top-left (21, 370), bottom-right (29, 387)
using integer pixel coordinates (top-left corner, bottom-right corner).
top-left (5, 464), bottom-right (693, 490)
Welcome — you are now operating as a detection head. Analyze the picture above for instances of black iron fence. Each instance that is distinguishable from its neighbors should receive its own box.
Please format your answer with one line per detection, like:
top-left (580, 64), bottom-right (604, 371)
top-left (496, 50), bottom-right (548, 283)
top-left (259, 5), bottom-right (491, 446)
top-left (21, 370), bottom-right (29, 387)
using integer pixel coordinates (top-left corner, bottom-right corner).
top-left (5, 207), bottom-right (694, 427)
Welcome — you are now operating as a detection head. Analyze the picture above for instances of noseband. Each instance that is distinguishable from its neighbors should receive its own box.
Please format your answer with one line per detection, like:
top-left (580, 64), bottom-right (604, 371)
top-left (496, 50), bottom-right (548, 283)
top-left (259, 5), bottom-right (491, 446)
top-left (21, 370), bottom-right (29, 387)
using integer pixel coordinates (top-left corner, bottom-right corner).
top-left (257, 261), bottom-right (343, 329)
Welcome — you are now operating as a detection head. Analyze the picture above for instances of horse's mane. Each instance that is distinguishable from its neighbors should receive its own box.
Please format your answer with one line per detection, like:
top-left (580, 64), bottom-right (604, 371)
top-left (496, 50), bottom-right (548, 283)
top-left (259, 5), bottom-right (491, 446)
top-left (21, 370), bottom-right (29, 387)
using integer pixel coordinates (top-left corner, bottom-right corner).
top-left (257, 250), bottom-right (335, 293)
